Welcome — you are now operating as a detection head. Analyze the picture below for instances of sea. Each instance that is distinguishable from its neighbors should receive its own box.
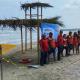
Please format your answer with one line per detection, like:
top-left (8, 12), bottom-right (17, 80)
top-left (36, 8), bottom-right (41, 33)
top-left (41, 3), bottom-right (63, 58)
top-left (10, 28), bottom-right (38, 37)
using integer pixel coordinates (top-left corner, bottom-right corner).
top-left (0, 27), bottom-right (37, 44)
top-left (0, 27), bottom-right (79, 44)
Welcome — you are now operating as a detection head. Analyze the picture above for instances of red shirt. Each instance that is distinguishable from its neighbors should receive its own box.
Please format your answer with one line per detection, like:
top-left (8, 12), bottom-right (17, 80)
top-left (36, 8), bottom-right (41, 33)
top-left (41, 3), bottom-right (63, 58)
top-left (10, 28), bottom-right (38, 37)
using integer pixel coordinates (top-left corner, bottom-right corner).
top-left (48, 37), bottom-right (56, 48)
top-left (40, 38), bottom-right (49, 52)
top-left (55, 41), bottom-right (58, 47)
top-left (78, 35), bottom-right (80, 44)
top-left (73, 36), bottom-right (78, 46)
top-left (63, 38), bottom-right (67, 46)
top-left (67, 35), bottom-right (73, 44)
top-left (57, 34), bottom-right (64, 46)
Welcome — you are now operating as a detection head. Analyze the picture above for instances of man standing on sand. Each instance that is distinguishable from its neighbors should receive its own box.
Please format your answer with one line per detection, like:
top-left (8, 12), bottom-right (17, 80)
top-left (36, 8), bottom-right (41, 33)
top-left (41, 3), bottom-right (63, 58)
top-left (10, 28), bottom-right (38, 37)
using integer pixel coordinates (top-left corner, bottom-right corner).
top-left (40, 34), bottom-right (49, 66)
top-left (57, 30), bottom-right (64, 61)
top-left (77, 30), bottom-right (80, 53)
top-left (63, 34), bottom-right (68, 56)
top-left (67, 31), bottom-right (73, 55)
top-left (73, 32), bottom-right (78, 54)
top-left (48, 32), bottom-right (56, 62)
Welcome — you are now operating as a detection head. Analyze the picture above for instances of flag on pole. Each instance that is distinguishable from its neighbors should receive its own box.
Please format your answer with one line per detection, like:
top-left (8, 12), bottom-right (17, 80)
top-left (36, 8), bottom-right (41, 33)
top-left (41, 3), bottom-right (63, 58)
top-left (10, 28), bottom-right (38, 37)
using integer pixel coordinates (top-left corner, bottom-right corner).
top-left (40, 23), bottom-right (60, 40)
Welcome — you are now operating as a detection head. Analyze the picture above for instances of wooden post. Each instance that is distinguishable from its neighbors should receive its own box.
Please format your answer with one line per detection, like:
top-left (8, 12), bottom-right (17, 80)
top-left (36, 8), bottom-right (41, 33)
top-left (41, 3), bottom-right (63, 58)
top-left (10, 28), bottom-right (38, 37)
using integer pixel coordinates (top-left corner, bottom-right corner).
top-left (25, 9), bottom-right (28, 51)
top-left (21, 26), bottom-right (24, 54)
top-left (30, 7), bottom-right (32, 49)
top-left (37, 6), bottom-right (40, 64)
top-left (0, 45), bottom-right (3, 80)
top-left (41, 6), bottom-right (43, 20)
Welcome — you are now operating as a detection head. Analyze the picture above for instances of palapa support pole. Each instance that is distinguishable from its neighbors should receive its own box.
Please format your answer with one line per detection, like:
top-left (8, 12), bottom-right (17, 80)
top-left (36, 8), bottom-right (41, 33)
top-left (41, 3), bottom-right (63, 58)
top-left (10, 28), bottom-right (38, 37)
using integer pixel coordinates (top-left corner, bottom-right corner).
top-left (30, 7), bottom-right (32, 49)
top-left (20, 26), bottom-right (24, 54)
top-left (37, 6), bottom-right (40, 64)
top-left (0, 45), bottom-right (3, 80)
top-left (41, 6), bottom-right (43, 20)
top-left (25, 9), bottom-right (28, 51)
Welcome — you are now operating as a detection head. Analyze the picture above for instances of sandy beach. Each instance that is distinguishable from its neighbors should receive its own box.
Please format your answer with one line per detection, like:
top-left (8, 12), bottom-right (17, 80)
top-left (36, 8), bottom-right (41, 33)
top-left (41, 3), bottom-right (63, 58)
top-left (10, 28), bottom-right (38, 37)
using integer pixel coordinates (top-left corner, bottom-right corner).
top-left (0, 0), bottom-right (80, 80)
top-left (0, 44), bottom-right (80, 80)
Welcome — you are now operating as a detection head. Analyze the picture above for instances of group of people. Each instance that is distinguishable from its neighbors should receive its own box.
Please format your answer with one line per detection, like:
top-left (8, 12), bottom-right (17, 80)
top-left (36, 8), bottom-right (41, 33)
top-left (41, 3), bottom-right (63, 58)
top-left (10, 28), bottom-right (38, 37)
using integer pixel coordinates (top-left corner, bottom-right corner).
top-left (40, 30), bottom-right (80, 66)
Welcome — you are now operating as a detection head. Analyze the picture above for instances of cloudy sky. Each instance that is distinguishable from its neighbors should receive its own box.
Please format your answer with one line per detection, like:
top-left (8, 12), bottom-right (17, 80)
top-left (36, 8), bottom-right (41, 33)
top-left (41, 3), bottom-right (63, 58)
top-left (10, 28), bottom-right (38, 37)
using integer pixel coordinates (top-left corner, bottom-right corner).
top-left (0, 0), bottom-right (80, 29)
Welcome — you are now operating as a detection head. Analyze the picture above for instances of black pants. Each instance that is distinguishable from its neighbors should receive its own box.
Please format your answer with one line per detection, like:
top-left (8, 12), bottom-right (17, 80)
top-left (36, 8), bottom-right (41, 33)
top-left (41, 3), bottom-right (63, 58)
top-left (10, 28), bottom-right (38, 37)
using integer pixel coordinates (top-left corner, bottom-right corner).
top-left (40, 51), bottom-right (48, 66)
top-left (77, 43), bottom-right (80, 53)
top-left (48, 48), bottom-right (56, 61)
top-left (57, 45), bottom-right (64, 60)
top-left (67, 44), bottom-right (74, 54)
top-left (63, 46), bottom-right (69, 56)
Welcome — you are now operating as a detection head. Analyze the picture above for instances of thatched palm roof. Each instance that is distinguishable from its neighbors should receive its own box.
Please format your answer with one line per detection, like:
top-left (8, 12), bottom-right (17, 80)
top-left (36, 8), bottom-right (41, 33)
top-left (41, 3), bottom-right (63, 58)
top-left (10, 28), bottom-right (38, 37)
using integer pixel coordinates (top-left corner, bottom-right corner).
top-left (21, 3), bottom-right (32, 10)
top-left (0, 17), bottom-right (63, 30)
top-left (21, 2), bottom-right (53, 10)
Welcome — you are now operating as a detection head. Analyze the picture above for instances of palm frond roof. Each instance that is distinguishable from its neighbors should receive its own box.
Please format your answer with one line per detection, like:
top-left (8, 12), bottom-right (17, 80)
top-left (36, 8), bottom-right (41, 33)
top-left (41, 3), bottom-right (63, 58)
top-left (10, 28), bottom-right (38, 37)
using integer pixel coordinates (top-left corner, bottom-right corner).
top-left (0, 17), bottom-right (63, 30)
top-left (21, 2), bottom-right (53, 10)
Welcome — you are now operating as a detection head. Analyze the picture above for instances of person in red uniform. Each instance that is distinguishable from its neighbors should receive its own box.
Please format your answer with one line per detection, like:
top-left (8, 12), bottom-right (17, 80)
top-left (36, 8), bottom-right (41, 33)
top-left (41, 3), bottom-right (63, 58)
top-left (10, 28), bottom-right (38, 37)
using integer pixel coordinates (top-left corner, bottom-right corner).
top-left (77, 30), bottom-right (80, 53)
top-left (73, 32), bottom-right (78, 54)
top-left (67, 31), bottom-right (73, 55)
top-left (57, 30), bottom-right (64, 61)
top-left (48, 32), bottom-right (56, 62)
top-left (40, 34), bottom-right (49, 66)
top-left (63, 34), bottom-right (68, 56)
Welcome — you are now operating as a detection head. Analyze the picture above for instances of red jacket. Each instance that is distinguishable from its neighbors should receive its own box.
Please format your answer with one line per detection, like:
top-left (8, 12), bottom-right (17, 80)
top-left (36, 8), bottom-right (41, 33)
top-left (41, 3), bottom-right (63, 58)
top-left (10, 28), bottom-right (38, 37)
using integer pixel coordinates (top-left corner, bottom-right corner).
top-left (67, 35), bottom-right (73, 44)
top-left (57, 34), bottom-right (64, 46)
top-left (40, 38), bottom-right (49, 52)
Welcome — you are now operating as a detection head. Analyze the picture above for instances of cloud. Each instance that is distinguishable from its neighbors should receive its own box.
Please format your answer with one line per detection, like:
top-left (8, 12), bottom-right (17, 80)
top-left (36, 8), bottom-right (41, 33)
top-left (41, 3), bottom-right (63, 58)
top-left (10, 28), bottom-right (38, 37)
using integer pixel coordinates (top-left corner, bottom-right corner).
top-left (62, 0), bottom-right (80, 9)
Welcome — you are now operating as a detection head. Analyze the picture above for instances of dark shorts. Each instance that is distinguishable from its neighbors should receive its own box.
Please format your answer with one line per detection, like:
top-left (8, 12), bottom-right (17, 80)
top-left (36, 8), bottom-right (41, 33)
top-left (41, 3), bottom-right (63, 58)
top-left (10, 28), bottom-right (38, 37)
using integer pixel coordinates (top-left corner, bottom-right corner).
top-left (49, 47), bottom-right (55, 55)
top-left (78, 43), bottom-right (80, 46)
top-left (68, 44), bottom-right (73, 50)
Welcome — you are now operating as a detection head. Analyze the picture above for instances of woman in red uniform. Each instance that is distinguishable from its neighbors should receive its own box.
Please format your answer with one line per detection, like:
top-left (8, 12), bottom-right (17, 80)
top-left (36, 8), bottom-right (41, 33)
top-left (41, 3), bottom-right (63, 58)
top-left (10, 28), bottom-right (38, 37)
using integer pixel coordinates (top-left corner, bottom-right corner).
top-left (77, 30), bottom-right (80, 53)
top-left (57, 30), bottom-right (64, 61)
top-left (67, 31), bottom-right (73, 55)
top-left (40, 34), bottom-right (49, 66)
top-left (48, 32), bottom-right (56, 62)
top-left (63, 34), bottom-right (68, 56)
top-left (73, 32), bottom-right (78, 54)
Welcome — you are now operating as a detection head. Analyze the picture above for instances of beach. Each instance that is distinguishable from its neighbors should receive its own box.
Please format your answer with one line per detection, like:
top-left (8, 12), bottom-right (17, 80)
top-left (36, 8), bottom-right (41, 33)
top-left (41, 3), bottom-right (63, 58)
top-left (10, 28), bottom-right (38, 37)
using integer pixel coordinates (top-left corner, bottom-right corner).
top-left (0, 0), bottom-right (80, 80)
top-left (0, 30), bottom-right (80, 80)
top-left (0, 49), bottom-right (80, 80)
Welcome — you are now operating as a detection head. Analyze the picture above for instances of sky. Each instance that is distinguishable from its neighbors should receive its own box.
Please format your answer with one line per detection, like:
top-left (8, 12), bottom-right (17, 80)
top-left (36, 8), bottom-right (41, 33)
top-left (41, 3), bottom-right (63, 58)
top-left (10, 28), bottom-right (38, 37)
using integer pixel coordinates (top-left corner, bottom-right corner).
top-left (0, 0), bottom-right (80, 29)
